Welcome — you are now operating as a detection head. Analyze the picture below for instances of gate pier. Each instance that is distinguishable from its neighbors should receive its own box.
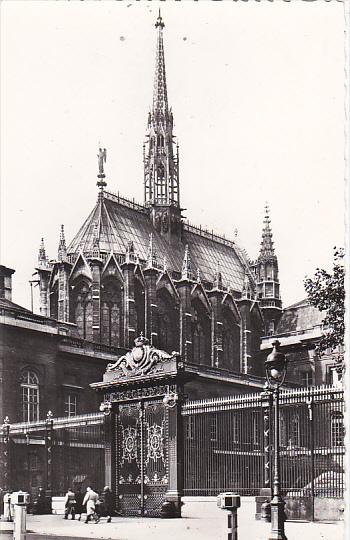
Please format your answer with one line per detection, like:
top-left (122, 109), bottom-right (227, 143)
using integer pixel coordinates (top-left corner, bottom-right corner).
top-left (91, 335), bottom-right (187, 517)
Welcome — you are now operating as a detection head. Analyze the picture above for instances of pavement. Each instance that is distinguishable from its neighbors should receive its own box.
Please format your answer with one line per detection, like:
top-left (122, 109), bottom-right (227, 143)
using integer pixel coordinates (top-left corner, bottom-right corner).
top-left (0, 498), bottom-right (345, 540)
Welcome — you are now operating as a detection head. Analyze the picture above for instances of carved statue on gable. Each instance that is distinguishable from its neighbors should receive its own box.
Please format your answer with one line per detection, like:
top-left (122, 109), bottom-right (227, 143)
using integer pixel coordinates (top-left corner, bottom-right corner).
top-left (107, 334), bottom-right (177, 377)
top-left (97, 147), bottom-right (107, 176)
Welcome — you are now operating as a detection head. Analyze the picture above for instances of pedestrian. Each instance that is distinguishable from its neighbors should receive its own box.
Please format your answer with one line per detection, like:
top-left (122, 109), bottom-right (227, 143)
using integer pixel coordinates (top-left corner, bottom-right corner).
top-left (74, 487), bottom-right (84, 521)
top-left (35, 487), bottom-right (47, 514)
top-left (64, 488), bottom-right (76, 520)
top-left (82, 486), bottom-right (99, 524)
top-left (3, 492), bottom-right (12, 522)
top-left (95, 486), bottom-right (114, 523)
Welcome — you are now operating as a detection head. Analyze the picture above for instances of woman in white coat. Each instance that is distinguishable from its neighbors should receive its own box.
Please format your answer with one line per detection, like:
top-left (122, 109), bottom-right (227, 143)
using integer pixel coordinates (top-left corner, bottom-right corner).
top-left (83, 487), bottom-right (99, 524)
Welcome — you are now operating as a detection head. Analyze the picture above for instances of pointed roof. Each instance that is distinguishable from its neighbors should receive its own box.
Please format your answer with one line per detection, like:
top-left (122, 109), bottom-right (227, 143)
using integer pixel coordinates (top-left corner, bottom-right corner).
top-left (153, 10), bottom-right (168, 114)
top-left (38, 237), bottom-right (49, 269)
top-left (58, 225), bottom-right (67, 262)
top-left (258, 203), bottom-right (275, 260)
top-left (67, 191), bottom-right (250, 292)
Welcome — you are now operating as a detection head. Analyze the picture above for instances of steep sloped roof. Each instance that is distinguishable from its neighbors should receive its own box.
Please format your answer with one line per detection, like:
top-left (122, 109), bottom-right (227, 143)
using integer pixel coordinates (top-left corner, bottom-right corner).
top-left (0, 297), bottom-right (32, 313)
top-left (67, 191), bottom-right (251, 292)
top-left (276, 299), bottom-right (324, 334)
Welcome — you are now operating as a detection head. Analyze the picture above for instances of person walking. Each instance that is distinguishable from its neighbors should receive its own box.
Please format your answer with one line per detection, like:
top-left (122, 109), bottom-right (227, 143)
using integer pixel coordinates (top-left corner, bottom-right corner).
top-left (64, 488), bottom-right (76, 520)
top-left (3, 492), bottom-right (12, 522)
top-left (95, 486), bottom-right (114, 523)
top-left (74, 487), bottom-right (84, 521)
top-left (83, 487), bottom-right (99, 524)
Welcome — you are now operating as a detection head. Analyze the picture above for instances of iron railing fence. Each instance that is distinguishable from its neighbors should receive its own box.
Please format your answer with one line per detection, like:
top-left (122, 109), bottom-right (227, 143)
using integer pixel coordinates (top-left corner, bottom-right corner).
top-left (1, 412), bottom-right (105, 498)
top-left (182, 385), bottom-right (345, 500)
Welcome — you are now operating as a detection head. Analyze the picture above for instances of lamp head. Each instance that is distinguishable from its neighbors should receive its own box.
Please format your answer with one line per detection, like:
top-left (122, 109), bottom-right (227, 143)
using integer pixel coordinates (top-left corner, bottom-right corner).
top-left (265, 340), bottom-right (288, 388)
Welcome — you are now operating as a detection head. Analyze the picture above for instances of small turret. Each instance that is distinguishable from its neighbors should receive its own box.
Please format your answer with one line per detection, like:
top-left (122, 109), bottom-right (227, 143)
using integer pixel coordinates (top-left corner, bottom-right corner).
top-left (38, 238), bottom-right (49, 269)
top-left (57, 225), bottom-right (67, 263)
top-left (251, 204), bottom-right (282, 335)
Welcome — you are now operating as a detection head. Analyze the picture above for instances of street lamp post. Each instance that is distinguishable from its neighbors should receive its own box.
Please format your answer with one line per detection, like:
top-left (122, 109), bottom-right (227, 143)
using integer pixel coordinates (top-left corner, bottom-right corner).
top-left (2, 416), bottom-right (11, 492)
top-left (45, 410), bottom-right (54, 499)
top-left (265, 340), bottom-right (288, 540)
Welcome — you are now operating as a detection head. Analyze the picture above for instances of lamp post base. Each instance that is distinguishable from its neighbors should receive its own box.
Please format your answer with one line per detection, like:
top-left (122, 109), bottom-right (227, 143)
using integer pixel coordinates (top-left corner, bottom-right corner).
top-left (269, 496), bottom-right (287, 540)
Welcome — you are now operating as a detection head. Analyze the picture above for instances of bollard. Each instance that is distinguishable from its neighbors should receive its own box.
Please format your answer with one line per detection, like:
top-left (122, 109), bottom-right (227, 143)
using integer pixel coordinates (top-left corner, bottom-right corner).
top-left (217, 492), bottom-right (241, 540)
top-left (227, 508), bottom-right (238, 540)
top-left (11, 491), bottom-right (30, 540)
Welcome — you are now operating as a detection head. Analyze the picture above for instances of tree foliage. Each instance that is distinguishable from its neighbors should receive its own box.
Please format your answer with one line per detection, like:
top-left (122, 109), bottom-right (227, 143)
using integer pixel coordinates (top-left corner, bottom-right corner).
top-left (304, 248), bottom-right (345, 354)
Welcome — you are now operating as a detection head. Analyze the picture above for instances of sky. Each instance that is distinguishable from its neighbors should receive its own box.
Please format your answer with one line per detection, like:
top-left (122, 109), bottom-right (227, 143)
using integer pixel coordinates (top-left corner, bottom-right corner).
top-left (0, 0), bottom-right (345, 311)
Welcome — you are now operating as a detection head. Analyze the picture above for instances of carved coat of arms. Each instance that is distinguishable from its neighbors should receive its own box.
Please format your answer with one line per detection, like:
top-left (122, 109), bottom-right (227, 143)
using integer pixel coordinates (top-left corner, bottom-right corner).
top-left (107, 335), bottom-right (176, 377)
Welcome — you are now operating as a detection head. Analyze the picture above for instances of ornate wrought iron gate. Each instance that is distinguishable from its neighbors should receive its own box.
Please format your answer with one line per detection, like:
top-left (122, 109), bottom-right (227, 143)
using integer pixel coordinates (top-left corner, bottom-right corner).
top-left (116, 399), bottom-right (168, 517)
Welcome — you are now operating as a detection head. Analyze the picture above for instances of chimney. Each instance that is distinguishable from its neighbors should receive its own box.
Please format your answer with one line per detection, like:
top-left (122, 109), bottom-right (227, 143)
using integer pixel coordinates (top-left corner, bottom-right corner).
top-left (0, 265), bottom-right (15, 301)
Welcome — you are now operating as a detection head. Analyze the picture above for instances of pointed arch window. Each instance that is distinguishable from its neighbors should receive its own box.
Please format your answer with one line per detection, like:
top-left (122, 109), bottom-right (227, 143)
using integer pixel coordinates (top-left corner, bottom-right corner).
top-left (157, 288), bottom-right (178, 352)
top-left (101, 277), bottom-right (123, 347)
top-left (21, 370), bottom-right (40, 422)
top-left (191, 301), bottom-right (211, 366)
top-left (222, 308), bottom-right (240, 372)
top-left (71, 280), bottom-right (93, 341)
top-left (192, 319), bottom-right (205, 364)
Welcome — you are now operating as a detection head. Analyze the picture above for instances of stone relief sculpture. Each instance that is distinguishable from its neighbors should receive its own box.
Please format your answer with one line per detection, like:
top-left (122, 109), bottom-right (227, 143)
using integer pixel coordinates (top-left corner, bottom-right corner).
top-left (107, 334), bottom-right (177, 377)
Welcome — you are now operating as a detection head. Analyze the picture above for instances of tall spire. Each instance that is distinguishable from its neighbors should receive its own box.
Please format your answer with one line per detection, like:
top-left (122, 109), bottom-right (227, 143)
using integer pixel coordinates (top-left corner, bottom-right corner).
top-left (259, 203), bottom-right (275, 260)
top-left (144, 12), bottom-right (181, 222)
top-left (153, 10), bottom-right (168, 114)
top-left (58, 225), bottom-right (67, 262)
top-left (251, 203), bottom-right (282, 333)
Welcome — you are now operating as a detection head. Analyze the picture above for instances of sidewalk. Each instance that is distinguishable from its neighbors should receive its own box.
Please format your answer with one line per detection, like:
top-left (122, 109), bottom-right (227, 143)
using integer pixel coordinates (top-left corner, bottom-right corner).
top-left (0, 499), bottom-right (345, 540)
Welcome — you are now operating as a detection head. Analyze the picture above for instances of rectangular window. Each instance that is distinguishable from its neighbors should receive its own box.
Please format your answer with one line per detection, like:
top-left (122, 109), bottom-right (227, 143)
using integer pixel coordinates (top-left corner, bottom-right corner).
top-left (301, 370), bottom-right (313, 387)
top-left (64, 393), bottom-right (77, 417)
top-left (22, 386), bottom-right (39, 422)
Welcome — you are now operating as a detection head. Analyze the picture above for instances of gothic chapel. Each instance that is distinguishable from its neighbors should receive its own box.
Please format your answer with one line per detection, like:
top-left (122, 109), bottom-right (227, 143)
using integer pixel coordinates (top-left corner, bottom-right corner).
top-left (36, 13), bottom-right (282, 394)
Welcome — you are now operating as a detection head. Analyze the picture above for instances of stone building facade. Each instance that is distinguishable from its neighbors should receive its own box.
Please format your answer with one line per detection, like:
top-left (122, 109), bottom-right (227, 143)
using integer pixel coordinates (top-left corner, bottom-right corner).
top-left (261, 299), bottom-right (344, 387)
top-left (0, 265), bottom-right (126, 424)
